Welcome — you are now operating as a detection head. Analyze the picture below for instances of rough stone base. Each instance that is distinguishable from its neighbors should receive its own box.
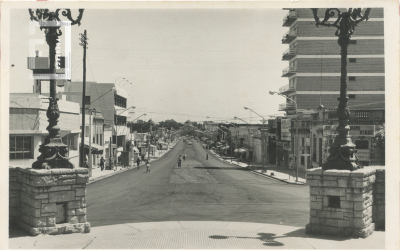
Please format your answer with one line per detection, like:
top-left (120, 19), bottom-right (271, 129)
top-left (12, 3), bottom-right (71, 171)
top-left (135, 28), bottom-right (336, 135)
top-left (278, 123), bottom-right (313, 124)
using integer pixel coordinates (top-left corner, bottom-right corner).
top-left (17, 221), bottom-right (90, 236)
top-left (305, 223), bottom-right (374, 238)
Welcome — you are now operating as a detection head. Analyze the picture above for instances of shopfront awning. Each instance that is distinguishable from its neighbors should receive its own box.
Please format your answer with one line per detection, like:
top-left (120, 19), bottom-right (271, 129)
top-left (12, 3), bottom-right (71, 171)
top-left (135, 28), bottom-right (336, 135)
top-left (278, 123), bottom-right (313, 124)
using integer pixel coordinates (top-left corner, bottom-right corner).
top-left (132, 147), bottom-right (139, 153)
top-left (59, 129), bottom-right (80, 138)
top-left (80, 140), bottom-right (105, 154)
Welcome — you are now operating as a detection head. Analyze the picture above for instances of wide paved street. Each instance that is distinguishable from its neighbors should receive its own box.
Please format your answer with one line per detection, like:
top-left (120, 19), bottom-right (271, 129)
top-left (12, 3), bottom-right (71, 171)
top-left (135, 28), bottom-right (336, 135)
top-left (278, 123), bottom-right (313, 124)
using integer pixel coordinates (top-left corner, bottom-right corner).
top-left (87, 138), bottom-right (310, 228)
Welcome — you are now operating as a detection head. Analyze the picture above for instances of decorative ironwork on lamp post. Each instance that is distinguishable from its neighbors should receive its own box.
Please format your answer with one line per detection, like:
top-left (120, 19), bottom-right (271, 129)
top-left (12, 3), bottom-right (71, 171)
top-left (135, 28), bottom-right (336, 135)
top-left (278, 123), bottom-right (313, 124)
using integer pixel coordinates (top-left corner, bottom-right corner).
top-left (29, 9), bottom-right (84, 169)
top-left (311, 8), bottom-right (370, 171)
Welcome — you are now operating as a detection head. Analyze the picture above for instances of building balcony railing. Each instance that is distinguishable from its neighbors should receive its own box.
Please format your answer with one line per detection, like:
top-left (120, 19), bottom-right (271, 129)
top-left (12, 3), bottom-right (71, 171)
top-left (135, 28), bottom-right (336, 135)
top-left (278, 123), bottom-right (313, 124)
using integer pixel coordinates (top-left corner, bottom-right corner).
top-left (282, 30), bottom-right (297, 44)
top-left (279, 102), bottom-right (296, 111)
top-left (278, 83), bottom-right (296, 95)
top-left (282, 66), bottom-right (297, 77)
top-left (282, 11), bottom-right (298, 27)
top-left (282, 47), bottom-right (297, 60)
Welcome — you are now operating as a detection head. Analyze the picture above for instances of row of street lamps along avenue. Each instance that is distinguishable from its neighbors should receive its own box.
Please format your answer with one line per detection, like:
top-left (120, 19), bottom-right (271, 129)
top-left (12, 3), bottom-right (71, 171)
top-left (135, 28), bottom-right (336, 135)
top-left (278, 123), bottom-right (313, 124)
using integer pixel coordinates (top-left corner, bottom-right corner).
top-left (28, 8), bottom-right (370, 173)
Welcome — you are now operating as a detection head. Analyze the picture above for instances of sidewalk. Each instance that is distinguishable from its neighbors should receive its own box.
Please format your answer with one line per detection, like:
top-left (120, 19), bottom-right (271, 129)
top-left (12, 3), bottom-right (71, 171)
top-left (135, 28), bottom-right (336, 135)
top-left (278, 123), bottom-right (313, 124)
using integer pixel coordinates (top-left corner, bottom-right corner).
top-left (209, 150), bottom-right (306, 185)
top-left (89, 140), bottom-right (179, 184)
top-left (9, 221), bottom-right (385, 249)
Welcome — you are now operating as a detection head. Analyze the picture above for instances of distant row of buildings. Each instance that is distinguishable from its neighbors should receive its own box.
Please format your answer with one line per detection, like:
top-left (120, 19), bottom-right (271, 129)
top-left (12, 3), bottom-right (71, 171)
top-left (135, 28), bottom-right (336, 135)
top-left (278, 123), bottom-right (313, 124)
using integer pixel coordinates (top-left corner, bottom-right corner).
top-left (10, 77), bottom-right (178, 168)
top-left (199, 8), bottom-right (385, 170)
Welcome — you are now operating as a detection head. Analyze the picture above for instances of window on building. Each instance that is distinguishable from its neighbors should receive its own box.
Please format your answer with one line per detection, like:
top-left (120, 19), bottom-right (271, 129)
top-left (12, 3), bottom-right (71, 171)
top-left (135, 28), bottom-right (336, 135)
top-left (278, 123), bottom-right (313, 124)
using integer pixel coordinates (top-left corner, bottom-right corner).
top-left (114, 94), bottom-right (127, 108)
top-left (85, 126), bottom-right (89, 137)
top-left (328, 112), bottom-right (338, 119)
top-left (313, 137), bottom-right (317, 161)
top-left (84, 96), bottom-right (91, 105)
top-left (355, 111), bottom-right (370, 118)
top-left (114, 115), bottom-right (127, 126)
top-left (349, 40), bottom-right (357, 44)
top-left (349, 58), bottom-right (356, 63)
top-left (10, 136), bottom-right (32, 159)
top-left (349, 94), bottom-right (356, 99)
top-left (349, 76), bottom-right (356, 81)
top-left (302, 138), bottom-right (305, 146)
top-left (355, 140), bottom-right (369, 150)
top-left (70, 135), bottom-right (76, 150)
top-left (100, 134), bottom-right (103, 146)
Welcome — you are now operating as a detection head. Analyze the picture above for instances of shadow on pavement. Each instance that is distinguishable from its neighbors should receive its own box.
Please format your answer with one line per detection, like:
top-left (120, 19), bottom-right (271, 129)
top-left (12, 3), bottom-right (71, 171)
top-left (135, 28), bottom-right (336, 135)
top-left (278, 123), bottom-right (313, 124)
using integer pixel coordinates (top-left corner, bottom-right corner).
top-left (9, 227), bottom-right (31, 238)
top-left (209, 228), bottom-right (355, 246)
top-left (210, 232), bottom-right (285, 247)
top-left (194, 166), bottom-right (248, 171)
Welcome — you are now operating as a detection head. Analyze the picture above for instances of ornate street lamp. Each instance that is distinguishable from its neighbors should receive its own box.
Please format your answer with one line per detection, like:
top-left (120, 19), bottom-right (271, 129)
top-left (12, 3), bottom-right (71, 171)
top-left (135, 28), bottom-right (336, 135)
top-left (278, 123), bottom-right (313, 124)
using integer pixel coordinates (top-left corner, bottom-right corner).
top-left (29, 9), bottom-right (84, 169)
top-left (311, 8), bottom-right (370, 171)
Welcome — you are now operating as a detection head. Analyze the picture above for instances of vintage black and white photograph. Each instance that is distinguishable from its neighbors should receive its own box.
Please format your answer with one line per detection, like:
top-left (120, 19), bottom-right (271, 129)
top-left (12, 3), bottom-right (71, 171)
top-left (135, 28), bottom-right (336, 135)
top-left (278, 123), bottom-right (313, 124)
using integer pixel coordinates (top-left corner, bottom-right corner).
top-left (2, 1), bottom-right (398, 249)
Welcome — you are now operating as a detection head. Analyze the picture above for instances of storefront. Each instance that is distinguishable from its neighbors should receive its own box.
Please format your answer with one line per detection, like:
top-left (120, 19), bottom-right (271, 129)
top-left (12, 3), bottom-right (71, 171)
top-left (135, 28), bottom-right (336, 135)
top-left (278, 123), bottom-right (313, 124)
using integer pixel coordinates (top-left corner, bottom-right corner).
top-left (322, 125), bottom-right (376, 166)
top-left (282, 141), bottom-right (291, 168)
top-left (276, 141), bottom-right (283, 167)
top-left (281, 118), bottom-right (291, 168)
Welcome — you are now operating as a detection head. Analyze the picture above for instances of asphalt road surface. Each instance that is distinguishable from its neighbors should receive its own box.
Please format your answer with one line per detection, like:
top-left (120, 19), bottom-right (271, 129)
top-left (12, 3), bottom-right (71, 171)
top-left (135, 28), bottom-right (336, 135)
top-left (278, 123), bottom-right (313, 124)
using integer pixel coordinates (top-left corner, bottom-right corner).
top-left (87, 138), bottom-right (310, 228)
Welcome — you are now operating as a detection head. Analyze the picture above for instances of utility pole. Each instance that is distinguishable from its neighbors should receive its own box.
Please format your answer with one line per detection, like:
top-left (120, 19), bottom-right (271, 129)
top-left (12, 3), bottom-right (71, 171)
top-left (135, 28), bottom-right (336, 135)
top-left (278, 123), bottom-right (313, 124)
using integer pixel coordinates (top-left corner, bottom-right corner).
top-left (79, 30), bottom-right (88, 168)
top-left (147, 120), bottom-right (153, 160)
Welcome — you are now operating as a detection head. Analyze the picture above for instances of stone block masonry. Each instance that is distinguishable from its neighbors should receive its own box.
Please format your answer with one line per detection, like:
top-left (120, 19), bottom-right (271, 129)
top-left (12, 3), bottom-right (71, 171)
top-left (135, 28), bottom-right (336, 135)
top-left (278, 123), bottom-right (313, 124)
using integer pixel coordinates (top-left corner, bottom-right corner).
top-left (373, 169), bottom-right (385, 230)
top-left (9, 167), bottom-right (90, 236)
top-left (305, 166), bottom-right (385, 238)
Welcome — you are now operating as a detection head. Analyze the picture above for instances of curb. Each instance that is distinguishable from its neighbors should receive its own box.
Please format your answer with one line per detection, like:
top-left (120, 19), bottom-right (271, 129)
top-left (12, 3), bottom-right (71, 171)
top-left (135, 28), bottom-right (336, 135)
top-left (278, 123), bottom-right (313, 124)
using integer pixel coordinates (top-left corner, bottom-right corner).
top-left (209, 150), bottom-right (306, 185)
top-left (88, 142), bottom-right (178, 185)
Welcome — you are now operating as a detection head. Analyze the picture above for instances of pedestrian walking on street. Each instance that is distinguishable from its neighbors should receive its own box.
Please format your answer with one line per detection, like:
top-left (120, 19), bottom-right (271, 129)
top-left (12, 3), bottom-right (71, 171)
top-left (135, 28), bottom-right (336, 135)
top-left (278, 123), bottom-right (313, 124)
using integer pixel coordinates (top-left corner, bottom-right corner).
top-left (206, 153), bottom-right (208, 160)
top-left (146, 159), bottom-right (151, 173)
top-left (100, 157), bottom-right (105, 171)
top-left (178, 155), bottom-right (182, 168)
top-left (289, 154), bottom-right (296, 179)
top-left (183, 154), bottom-right (186, 161)
top-left (136, 157), bottom-right (141, 169)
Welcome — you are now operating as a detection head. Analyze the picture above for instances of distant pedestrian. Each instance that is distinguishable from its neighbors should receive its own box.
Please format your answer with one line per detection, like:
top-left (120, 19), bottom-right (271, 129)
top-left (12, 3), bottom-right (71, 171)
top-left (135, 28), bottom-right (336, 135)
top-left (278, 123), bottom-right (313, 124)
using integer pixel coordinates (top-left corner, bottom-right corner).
top-left (146, 159), bottom-right (151, 173)
top-left (141, 154), bottom-right (145, 161)
top-left (100, 157), bottom-right (105, 171)
top-left (289, 155), bottom-right (296, 179)
top-left (178, 155), bottom-right (182, 168)
top-left (206, 153), bottom-right (208, 160)
top-left (183, 154), bottom-right (186, 161)
top-left (136, 157), bottom-right (141, 169)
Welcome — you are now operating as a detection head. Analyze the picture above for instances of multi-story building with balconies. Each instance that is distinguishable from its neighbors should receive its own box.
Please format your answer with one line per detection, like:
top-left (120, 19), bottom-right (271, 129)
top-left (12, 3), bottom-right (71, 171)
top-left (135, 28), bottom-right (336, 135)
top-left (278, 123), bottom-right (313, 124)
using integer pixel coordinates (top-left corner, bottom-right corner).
top-left (280, 8), bottom-right (384, 115)
top-left (279, 8), bottom-right (385, 170)
top-left (61, 81), bottom-right (132, 161)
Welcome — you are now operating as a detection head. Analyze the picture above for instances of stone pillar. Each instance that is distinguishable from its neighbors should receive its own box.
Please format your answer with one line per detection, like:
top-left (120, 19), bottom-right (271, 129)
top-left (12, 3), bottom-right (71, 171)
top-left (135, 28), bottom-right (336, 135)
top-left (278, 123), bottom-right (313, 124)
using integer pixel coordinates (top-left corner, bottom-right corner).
top-left (13, 167), bottom-right (90, 236)
top-left (373, 168), bottom-right (385, 230)
top-left (9, 167), bottom-right (21, 227)
top-left (305, 167), bottom-right (377, 238)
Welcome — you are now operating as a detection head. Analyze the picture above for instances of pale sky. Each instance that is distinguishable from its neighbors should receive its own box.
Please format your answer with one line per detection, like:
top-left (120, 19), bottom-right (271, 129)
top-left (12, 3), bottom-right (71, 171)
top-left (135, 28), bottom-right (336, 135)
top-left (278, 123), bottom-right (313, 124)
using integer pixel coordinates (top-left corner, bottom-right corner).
top-left (10, 8), bottom-right (288, 123)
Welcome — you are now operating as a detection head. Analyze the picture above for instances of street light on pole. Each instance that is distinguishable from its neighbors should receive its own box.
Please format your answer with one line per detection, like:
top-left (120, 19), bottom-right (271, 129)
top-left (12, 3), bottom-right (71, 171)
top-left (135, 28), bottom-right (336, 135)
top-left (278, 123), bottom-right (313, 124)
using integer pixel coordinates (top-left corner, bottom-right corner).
top-left (234, 116), bottom-right (252, 166)
top-left (269, 90), bottom-right (299, 182)
top-left (244, 106), bottom-right (267, 172)
top-left (310, 8), bottom-right (370, 171)
top-left (122, 80), bottom-right (132, 88)
top-left (29, 9), bottom-right (84, 169)
top-left (114, 77), bottom-right (125, 85)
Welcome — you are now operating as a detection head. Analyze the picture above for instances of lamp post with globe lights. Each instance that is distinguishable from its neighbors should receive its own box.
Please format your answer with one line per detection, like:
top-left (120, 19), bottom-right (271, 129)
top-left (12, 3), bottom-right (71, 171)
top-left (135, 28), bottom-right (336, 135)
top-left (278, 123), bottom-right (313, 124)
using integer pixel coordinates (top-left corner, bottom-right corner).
top-left (310, 8), bottom-right (370, 171)
top-left (28, 9), bottom-right (84, 169)
top-left (269, 91), bottom-right (299, 182)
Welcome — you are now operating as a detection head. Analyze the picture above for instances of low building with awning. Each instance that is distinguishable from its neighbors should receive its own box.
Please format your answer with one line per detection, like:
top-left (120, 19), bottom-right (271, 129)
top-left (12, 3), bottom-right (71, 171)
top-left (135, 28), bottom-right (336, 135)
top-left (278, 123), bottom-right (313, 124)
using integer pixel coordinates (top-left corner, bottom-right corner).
top-left (9, 93), bottom-right (81, 167)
